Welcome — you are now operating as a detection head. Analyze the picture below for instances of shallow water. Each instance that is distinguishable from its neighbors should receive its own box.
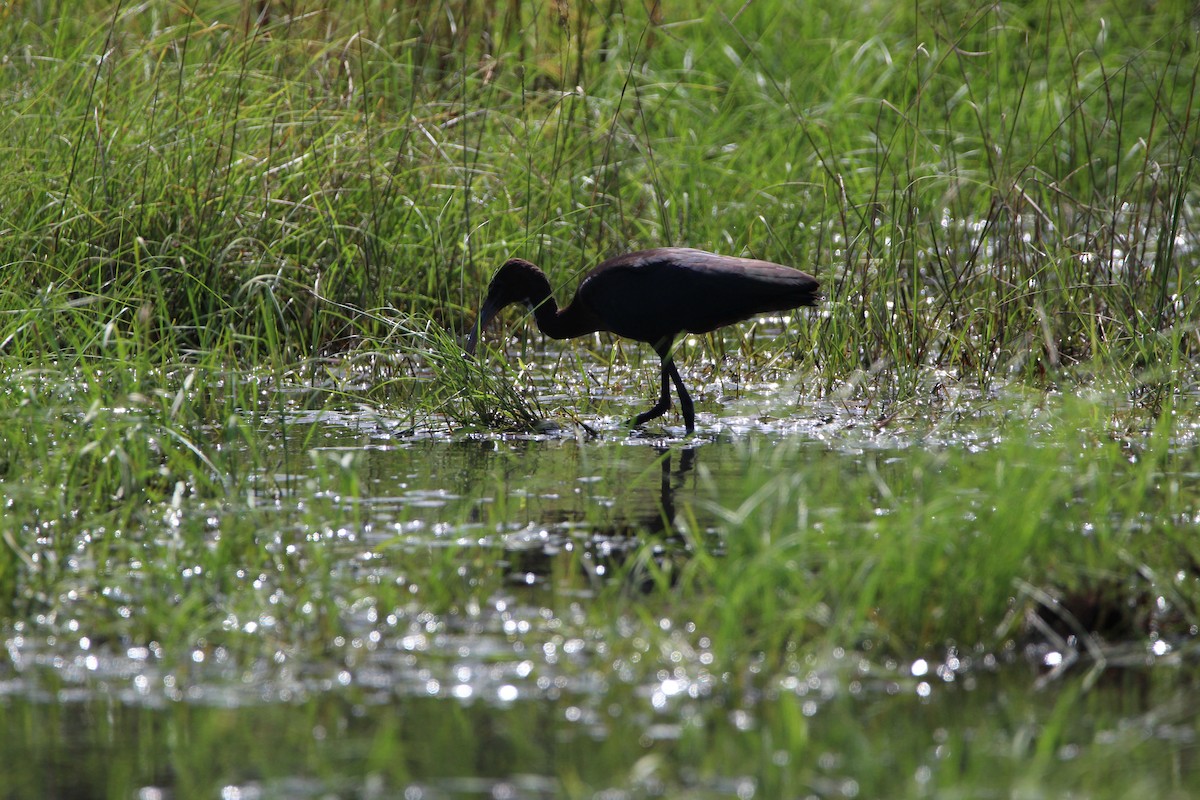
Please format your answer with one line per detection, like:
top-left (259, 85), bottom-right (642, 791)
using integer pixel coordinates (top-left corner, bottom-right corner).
top-left (4, 663), bottom-right (1194, 799)
top-left (3, 373), bottom-right (1199, 798)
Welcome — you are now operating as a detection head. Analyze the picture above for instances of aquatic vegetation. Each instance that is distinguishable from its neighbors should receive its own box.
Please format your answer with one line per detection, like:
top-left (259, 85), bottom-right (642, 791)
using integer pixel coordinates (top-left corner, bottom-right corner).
top-left (1, 1), bottom-right (1198, 797)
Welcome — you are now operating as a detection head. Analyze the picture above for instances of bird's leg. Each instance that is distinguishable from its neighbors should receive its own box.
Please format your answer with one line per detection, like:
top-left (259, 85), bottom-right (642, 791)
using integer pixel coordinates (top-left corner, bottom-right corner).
top-left (665, 359), bottom-right (695, 433)
top-left (632, 363), bottom-right (672, 427)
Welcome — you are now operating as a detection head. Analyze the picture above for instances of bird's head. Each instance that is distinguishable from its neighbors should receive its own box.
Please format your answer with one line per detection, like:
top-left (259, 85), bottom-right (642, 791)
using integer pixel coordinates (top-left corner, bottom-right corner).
top-left (464, 258), bottom-right (552, 355)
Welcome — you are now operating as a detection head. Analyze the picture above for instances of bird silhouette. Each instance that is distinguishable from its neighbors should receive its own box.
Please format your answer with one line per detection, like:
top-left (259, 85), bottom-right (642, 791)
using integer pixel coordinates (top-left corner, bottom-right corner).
top-left (465, 247), bottom-right (819, 433)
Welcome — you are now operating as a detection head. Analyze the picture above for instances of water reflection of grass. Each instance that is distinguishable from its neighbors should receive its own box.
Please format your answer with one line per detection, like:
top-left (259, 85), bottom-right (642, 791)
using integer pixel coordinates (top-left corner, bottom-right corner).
top-left (4, 396), bottom-right (1200, 796)
top-left (1, 0), bottom-right (1199, 797)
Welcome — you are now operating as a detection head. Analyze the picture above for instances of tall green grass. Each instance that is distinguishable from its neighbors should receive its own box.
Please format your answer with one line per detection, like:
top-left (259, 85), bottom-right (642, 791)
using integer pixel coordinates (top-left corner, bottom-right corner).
top-left (0, 2), bottom-right (1193, 393)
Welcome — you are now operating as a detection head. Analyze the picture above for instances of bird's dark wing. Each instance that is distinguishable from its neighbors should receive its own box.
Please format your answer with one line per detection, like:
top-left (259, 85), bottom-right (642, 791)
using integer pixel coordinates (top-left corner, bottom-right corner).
top-left (576, 248), bottom-right (819, 344)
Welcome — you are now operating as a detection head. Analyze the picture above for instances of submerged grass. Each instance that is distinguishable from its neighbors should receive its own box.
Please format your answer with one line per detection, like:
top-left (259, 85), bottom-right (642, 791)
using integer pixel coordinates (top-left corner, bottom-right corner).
top-left (9, 392), bottom-right (1199, 796)
top-left (671, 396), bottom-right (1200, 666)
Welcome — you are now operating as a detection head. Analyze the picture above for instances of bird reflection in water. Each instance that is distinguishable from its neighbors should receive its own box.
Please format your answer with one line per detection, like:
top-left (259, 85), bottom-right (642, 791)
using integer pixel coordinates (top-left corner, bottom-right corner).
top-left (502, 446), bottom-right (699, 594)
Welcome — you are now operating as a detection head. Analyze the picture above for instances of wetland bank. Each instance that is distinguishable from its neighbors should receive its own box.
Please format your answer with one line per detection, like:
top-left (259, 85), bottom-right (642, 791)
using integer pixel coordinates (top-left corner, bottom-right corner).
top-left (2, 2), bottom-right (1199, 798)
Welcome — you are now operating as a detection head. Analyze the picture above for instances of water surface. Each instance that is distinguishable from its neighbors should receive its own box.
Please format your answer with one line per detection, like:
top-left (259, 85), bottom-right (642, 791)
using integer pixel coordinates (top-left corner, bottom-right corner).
top-left (3, 375), bottom-right (1197, 798)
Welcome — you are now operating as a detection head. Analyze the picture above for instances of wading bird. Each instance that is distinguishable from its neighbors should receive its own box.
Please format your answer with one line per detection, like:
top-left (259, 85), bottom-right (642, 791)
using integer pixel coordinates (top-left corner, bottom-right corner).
top-left (464, 247), bottom-right (819, 433)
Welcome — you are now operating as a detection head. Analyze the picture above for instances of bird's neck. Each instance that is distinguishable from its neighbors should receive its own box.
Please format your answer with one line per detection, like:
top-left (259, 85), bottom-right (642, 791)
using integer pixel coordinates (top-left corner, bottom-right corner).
top-left (529, 294), bottom-right (602, 340)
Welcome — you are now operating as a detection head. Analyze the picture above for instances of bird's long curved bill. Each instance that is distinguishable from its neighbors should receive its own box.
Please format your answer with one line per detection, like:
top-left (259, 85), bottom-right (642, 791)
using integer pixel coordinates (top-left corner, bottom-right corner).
top-left (463, 296), bottom-right (503, 356)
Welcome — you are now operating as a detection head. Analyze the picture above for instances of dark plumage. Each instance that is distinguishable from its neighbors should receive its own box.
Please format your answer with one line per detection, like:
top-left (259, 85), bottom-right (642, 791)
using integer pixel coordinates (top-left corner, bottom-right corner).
top-left (465, 247), bottom-right (819, 433)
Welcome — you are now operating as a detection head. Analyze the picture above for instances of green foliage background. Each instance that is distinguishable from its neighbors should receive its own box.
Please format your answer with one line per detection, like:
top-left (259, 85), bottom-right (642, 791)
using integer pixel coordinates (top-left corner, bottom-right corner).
top-left (0, 1), bottom-right (1194, 377)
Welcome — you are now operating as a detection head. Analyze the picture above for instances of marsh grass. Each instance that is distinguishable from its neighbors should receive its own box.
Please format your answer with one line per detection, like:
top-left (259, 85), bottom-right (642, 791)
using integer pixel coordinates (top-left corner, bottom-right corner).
top-left (697, 402), bottom-right (1198, 660)
top-left (1, 2), bottom-right (1194, 413)
top-left (378, 311), bottom-right (544, 431)
top-left (2, 2), bottom-right (1200, 796)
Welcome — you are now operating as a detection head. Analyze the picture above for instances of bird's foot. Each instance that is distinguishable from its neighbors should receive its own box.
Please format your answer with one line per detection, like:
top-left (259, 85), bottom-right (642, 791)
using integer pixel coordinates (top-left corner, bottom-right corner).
top-left (627, 419), bottom-right (694, 439)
